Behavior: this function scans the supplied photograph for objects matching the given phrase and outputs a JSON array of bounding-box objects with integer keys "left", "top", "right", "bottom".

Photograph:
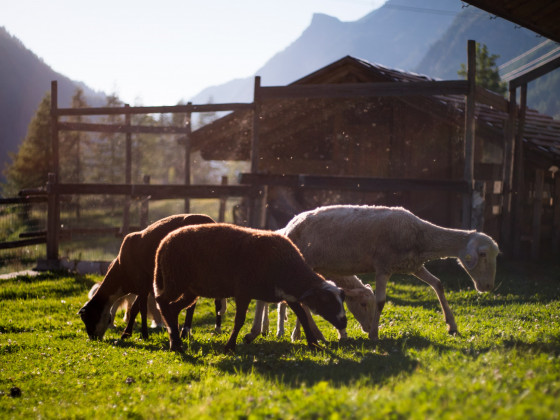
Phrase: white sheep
[
  {"left": 253, "top": 204, "right": 500, "bottom": 341},
  {"left": 153, "top": 223, "right": 347, "bottom": 352}
]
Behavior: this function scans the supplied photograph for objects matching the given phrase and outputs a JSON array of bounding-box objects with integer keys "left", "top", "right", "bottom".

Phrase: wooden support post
[
  {"left": 140, "top": 175, "right": 150, "bottom": 229},
  {"left": 218, "top": 176, "right": 228, "bottom": 222},
  {"left": 531, "top": 168, "right": 545, "bottom": 260},
  {"left": 462, "top": 40, "right": 476, "bottom": 230},
  {"left": 500, "top": 84, "right": 517, "bottom": 254},
  {"left": 47, "top": 81, "right": 60, "bottom": 263},
  {"left": 513, "top": 84, "right": 527, "bottom": 258},
  {"left": 249, "top": 76, "right": 264, "bottom": 227},
  {"left": 184, "top": 103, "right": 192, "bottom": 213},
  {"left": 471, "top": 180, "right": 486, "bottom": 231},
  {"left": 122, "top": 104, "right": 131, "bottom": 235},
  {"left": 553, "top": 173, "right": 560, "bottom": 254}
]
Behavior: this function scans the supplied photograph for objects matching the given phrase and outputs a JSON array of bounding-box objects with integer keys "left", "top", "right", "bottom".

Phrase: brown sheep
[
  {"left": 153, "top": 223, "right": 347, "bottom": 353},
  {"left": 78, "top": 214, "right": 216, "bottom": 340}
]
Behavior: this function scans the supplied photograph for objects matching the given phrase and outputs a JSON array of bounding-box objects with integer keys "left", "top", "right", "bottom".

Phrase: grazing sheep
[
  {"left": 78, "top": 214, "right": 216, "bottom": 340},
  {"left": 254, "top": 204, "right": 500, "bottom": 341},
  {"left": 87, "top": 282, "right": 164, "bottom": 329},
  {"left": 289, "top": 205, "right": 499, "bottom": 339},
  {"left": 153, "top": 223, "right": 347, "bottom": 352}
]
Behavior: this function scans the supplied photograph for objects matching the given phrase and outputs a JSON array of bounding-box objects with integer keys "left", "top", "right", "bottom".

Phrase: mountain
[
  {"left": 415, "top": 7, "right": 560, "bottom": 117},
  {"left": 192, "top": 0, "right": 462, "bottom": 104},
  {"left": 193, "top": 1, "right": 558, "bottom": 119},
  {"left": 0, "top": 27, "right": 106, "bottom": 183}
]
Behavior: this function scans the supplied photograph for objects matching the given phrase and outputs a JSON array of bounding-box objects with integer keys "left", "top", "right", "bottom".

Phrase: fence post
[
  {"left": 462, "top": 40, "right": 476, "bottom": 229},
  {"left": 122, "top": 104, "right": 131, "bottom": 235},
  {"left": 531, "top": 168, "right": 544, "bottom": 260},
  {"left": 140, "top": 175, "right": 150, "bottom": 228},
  {"left": 218, "top": 176, "right": 228, "bottom": 222},
  {"left": 184, "top": 103, "right": 192, "bottom": 213},
  {"left": 46, "top": 173, "right": 60, "bottom": 265},
  {"left": 47, "top": 80, "right": 60, "bottom": 266},
  {"left": 249, "top": 76, "right": 264, "bottom": 227}
]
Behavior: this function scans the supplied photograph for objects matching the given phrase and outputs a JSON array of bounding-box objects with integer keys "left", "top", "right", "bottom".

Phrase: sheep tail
[{"left": 153, "top": 260, "right": 165, "bottom": 300}]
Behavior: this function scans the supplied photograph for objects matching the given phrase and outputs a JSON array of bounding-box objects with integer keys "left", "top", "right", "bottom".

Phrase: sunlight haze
[{"left": 1, "top": 0, "right": 387, "bottom": 105}]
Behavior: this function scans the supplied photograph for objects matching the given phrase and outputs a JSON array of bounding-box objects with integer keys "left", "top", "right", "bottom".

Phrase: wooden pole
[
  {"left": 249, "top": 76, "right": 263, "bottom": 227},
  {"left": 251, "top": 76, "right": 261, "bottom": 174},
  {"left": 140, "top": 175, "right": 150, "bottom": 228},
  {"left": 184, "top": 103, "right": 192, "bottom": 213},
  {"left": 122, "top": 104, "right": 131, "bottom": 235},
  {"left": 513, "top": 84, "right": 528, "bottom": 257},
  {"left": 218, "top": 176, "right": 228, "bottom": 222},
  {"left": 553, "top": 173, "right": 560, "bottom": 254},
  {"left": 462, "top": 40, "right": 476, "bottom": 229},
  {"left": 500, "top": 84, "right": 517, "bottom": 254},
  {"left": 47, "top": 81, "right": 60, "bottom": 263},
  {"left": 531, "top": 168, "right": 544, "bottom": 260}
]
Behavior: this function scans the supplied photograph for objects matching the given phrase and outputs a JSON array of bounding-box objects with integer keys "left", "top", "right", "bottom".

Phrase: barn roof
[
  {"left": 462, "top": 0, "right": 560, "bottom": 43},
  {"left": 191, "top": 56, "right": 560, "bottom": 169}
]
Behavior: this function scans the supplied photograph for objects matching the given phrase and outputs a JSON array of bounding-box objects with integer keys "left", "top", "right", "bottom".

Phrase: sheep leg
[
  {"left": 414, "top": 266, "right": 458, "bottom": 335},
  {"left": 215, "top": 298, "right": 227, "bottom": 333},
  {"left": 158, "top": 294, "right": 197, "bottom": 352},
  {"left": 291, "top": 305, "right": 325, "bottom": 342},
  {"left": 369, "top": 272, "right": 389, "bottom": 340},
  {"left": 286, "top": 302, "right": 320, "bottom": 350},
  {"left": 277, "top": 302, "right": 287, "bottom": 338},
  {"left": 181, "top": 301, "right": 196, "bottom": 338},
  {"left": 121, "top": 297, "right": 140, "bottom": 339},
  {"left": 224, "top": 297, "right": 251, "bottom": 353},
  {"left": 244, "top": 300, "right": 267, "bottom": 344},
  {"left": 137, "top": 293, "right": 149, "bottom": 339}
]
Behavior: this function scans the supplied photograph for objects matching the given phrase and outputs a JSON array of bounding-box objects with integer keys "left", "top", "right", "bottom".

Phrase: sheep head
[
  {"left": 342, "top": 284, "right": 375, "bottom": 334},
  {"left": 78, "top": 299, "right": 113, "bottom": 340},
  {"left": 300, "top": 281, "right": 347, "bottom": 331},
  {"left": 459, "top": 232, "right": 500, "bottom": 293}
]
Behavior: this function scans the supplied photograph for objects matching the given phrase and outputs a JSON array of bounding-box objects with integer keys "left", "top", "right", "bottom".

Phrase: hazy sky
[{"left": 2, "top": 0, "right": 386, "bottom": 106}]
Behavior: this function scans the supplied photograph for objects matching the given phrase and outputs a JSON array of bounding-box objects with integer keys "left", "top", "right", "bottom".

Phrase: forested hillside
[{"left": 0, "top": 27, "right": 105, "bottom": 183}]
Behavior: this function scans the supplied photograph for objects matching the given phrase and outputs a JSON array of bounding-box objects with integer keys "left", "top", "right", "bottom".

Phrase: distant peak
[{"left": 310, "top": 13, "right": 341, "bottom": 25}]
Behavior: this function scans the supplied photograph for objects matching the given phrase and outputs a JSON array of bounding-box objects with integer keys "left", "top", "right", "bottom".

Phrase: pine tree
[
  {"left": 458, "top": 43, "right": 507, "bottom": 95},
  {"left": 2, "top": 93, "right": 52, "bottom": 195}
]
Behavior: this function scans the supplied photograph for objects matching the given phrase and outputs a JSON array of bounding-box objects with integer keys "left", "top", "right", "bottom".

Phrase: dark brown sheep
[
  {"left": 153, "top": 223, "right": 347, "bottom": 353},
  {"left": 78, "top": 214, "right": 216, "bottom": 340}
]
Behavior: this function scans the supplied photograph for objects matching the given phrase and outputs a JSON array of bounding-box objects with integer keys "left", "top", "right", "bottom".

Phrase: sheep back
[{"left": 154, "top": 223, "right": 325, "bottom": 304}]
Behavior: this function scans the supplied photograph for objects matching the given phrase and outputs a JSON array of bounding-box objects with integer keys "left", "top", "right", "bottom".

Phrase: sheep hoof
[
  {"left": 368, "top": 332, "right": 379, "bottom": 341},
  {"left": 243, "top": 333, "right": 255, "bottom": 344},
  {"left": 170, "top": 343, "right": 183, "bottom": 352},
  {"left": 223, "top": 345, "right": 236, "bottom": 354},
  {"left": 121, "top": 331, "right": 132, "bottom": 339},
  {"left": 448, "top": 329, "right": 459, "bottom": 336}
]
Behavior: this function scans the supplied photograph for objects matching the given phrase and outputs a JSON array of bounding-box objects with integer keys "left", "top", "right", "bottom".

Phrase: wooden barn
[{"left": 191, "top": 56, "right": 560, "bottom": 251}]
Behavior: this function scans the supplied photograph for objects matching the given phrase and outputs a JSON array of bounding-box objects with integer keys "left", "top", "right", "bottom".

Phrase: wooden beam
[
  {"left": 54, "top": 102, "right": 254, "bottom": 117},
  {"left": 57, "top": 122, "right": 188, "bottom": 135},
  {"left": 184, "top": 104, "right": 192, "bottom": 213},
  {"left": 510, "top": 54, "right": 560, "bottom": 88},
  {"left": 49, "top": 182, "right": 261, "bottom": 199},
  {"left": 259, "top": 80, "right": 469, "bottom": 100},
  {"left": 240, "top": 173, "right": 469, "bottom": 193}
]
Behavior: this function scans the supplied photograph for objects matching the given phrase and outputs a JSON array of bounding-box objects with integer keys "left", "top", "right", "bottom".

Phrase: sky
[{"left": 2, "top": 0, "right": 387, "bottom": 106}]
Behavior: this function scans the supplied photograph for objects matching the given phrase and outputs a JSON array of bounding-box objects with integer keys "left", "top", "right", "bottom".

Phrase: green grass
[{"left": 1, "top": 261, "right": 559, "bottom": 419}]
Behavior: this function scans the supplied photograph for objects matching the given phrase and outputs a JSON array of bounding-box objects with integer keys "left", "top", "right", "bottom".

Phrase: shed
[{"left": 191, "top": 56, "right": 560, "bottom": 249}]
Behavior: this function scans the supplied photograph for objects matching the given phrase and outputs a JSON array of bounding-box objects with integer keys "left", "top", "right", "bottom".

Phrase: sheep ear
[{"left": 462, "top": 239, "right": 479, "bottom": 270}]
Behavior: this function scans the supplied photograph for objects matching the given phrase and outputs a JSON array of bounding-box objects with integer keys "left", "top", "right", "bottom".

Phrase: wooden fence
[{"left": 28, "top": 40, "right": 506, "bottom": 267}]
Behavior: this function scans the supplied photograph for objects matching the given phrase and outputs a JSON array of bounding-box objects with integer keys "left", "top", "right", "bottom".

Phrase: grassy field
[{"left": 0, "top": 260, "right": 559, "bottom": 419}]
